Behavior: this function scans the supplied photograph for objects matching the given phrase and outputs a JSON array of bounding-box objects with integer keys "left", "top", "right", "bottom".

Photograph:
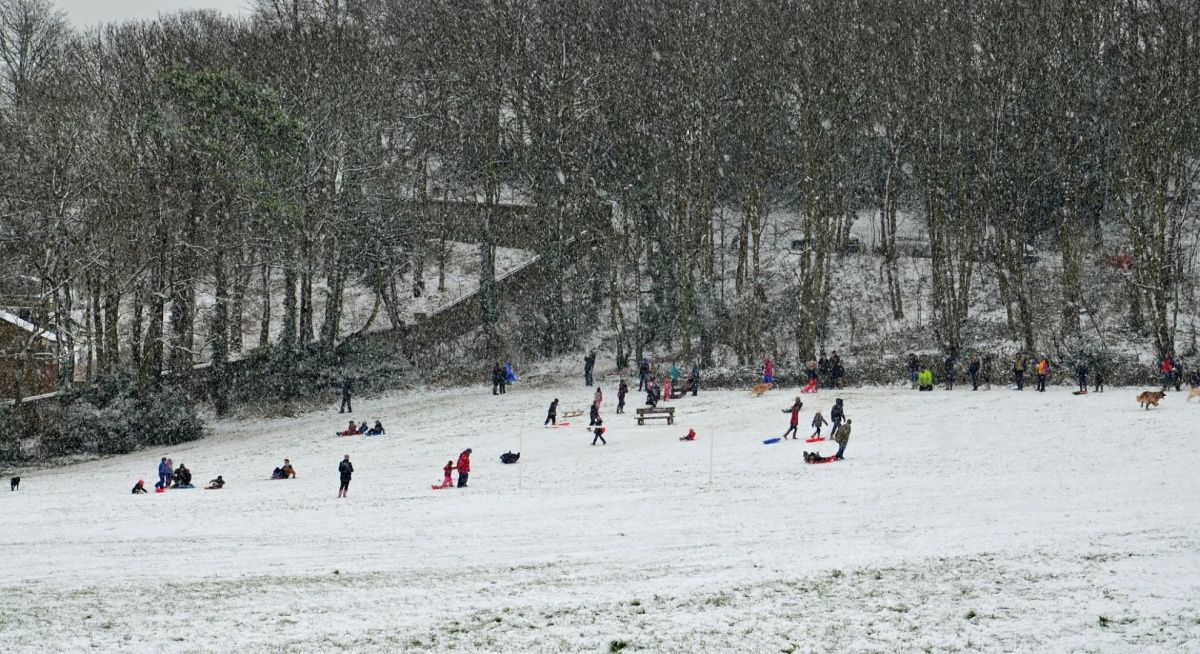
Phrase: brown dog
[
  {"left": 1137, "top": 391, "right": 1166, "bottom": 410},
  {"left": 752, "top": 382, "right": 773, "bottom": 396}
]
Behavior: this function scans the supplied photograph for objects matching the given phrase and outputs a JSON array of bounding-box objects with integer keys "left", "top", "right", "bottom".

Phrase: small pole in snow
[{"left": 708, "top": 430, "right": 714, "bottom": 486}]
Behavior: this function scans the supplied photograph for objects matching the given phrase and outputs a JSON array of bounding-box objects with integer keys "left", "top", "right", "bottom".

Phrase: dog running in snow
[
  {"left": 1137, "top": 390, "right": 1166, "bottom": 410},
  {"left": 752, "top": 382, "right": 773, "bottom": 397}
]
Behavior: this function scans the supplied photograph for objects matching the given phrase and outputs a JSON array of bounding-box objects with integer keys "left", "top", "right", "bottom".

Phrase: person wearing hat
[
  {"left": 781, "top": 397, "right": 803, "bottom": 440},
  {"left": 833, "top": 419, "right": 852, "bottom": 460},
  {"left": 338, "top": 455, "right": 353, "bottom": 497},
  {"left": 456, "top": 449, "right": 472, "bottom": 488}
]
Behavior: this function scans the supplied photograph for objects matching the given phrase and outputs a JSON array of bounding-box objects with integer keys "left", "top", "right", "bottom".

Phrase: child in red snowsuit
[
  {"left": 679, "top": 428, "right": 697, "bottom": 441},
  {"left": 439, "top": 461, "right": 454, "bottom": 488}
]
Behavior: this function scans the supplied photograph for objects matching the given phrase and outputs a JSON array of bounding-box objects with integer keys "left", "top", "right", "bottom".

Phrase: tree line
[{"left": 1, "top": 0, "right": 1198, "bottom": 412}]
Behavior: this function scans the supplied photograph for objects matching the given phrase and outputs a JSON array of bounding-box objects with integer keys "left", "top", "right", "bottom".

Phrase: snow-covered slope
[{"left": 2, "top": 384, "right": 1198, "bottom": 652}]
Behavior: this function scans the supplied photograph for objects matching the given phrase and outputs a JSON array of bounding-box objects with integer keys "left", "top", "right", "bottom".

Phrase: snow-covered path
[{"left": 2, "top": 385, "right": 1198, "bottom": 652}]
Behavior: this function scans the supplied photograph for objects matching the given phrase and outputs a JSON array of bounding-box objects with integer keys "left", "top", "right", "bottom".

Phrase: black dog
[
  {"left": 499, "top": 452, "right": 520, "bottom": 464},
  {"left": 10, "top": 476, "right": 19, "bottom": 491}
]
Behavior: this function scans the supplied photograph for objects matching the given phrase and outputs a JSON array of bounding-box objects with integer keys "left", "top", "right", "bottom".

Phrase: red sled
[
  {"left": 431, "top": 482, "right": 453, "bottom": 490},
  {"left": 549, "top": 422, "right": 571, "bottom": 428},
  {"left": 800, "top": 381, "right": 818, "bottom": 394},
  {"left": 805, "top": 437, "right": 825, "bottom": 443},
  {"left": 807, "top": 456, "right": 838, "bottom": 464}
]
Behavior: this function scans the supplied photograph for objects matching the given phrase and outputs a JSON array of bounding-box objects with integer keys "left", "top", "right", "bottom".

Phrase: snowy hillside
[{"left": 3, "top": 383, "right": 1198, "bottom": 652}]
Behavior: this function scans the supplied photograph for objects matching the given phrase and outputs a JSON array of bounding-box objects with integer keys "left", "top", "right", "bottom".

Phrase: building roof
[{"left": 0, "top": 310, "right": 58, "bottom": 343}]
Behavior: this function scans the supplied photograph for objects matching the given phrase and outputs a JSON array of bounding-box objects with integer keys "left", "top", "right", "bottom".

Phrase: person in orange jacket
[{"left": 1036, "top": 357, "right": 1050, "bottom": 392}]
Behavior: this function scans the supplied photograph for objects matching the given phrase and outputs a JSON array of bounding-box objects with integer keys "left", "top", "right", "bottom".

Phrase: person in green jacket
[
  {"left": 917, "top": 368, "right": 934, "bottom": 391},
  {"left": 833, "top": 420, "right": 852, "bottom": 460}
]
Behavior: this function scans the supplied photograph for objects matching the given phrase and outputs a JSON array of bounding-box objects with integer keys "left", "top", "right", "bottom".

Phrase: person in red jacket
[
  {"left": 781, "top": 397, "right": 802, "bottom": 439},
  {"left": 679, "top": 428, "right": 697, "bottom": 441},
  {"left": 763, "top": 357, "right": 774, "bottom": 384},
  {"left": 438, "top": 460, "right": 454, "bottom": 489},
  {"left": 1161, "top": 356, "right": 1174, "bottom": 391},
  {"left": 456, "top": 449, "right": 472, "bottom": 488}
]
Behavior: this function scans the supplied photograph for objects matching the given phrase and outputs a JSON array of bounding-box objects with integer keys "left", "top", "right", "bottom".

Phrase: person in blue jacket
[{"left": 155, "top": 457, "right": 170, "bottom": 491}]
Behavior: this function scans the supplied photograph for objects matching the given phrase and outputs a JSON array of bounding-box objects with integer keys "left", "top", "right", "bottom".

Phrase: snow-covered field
[{"left": 3, "top": 383, "right": 1199, "bottom": 652}]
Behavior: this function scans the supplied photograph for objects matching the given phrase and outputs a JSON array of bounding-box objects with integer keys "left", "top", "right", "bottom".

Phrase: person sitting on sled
[
  {"left": 338, "top": 421, "right": 358, "bottom": 436},
  {"left": 273, "top": 459, "right": 296, "bottom": 479},
  {"left": 680, "top": 428, "right": 697, "bottom": 441},
  {"left": 131, "top": 479, "right": 148, "bottom": 494},
  {"left": 172, "top": 463, "right": 193, "bottom": 488},
  {"left": 206, "top": 476, "right": 225, "bottom": 490},
  {"left": 801, "top": 362, "right": 819, "bottom": 393},
  {"left": 366, "top": 420, "right": 385, "bottom": 436},
  {"left": 917, "top": 368, "right": 934, "bottom": 391}
]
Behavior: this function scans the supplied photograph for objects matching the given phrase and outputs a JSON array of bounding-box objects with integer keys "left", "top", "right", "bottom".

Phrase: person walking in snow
[
  {"left": 690, "top": 365, "right": 700, "bottom": 396},
  {"left": 782, "top": 397, "right": 803, "bottom": 440},
  {"left": 456, "top": 449, "right": 472, "bottom": 488},
  {"left": 617, "top": 379, "right": 628, "bottom": 414},
  {"left": 438, "top": 460, "right": 454, "bottom": 489},
  {"left": 591, "top": 421, "right": 607, "bottom": 446},
  {"left": 338, "top": 455, "right": 353, "bottom": 498},
  {"left": 982, "top": 354, "right": 994, "bottom": 390},
  {"left": 810, "top": 411, "right": 829, "bottom": 439},
  {"left": 906, "top": 353, "right": 919, "bottom": 388},
  {"left": 833, "top": 419, "right": 852, "bottom": 460},
  {"left": 545, "top": 398, "right": 559, "bottom": 426},
  {"left": 829, "top": 398, "right": 845, "bottom": 437},
  {"left": 584, "top": 351, "right": 596, "bottom": 386},
  {"left": 1075, "top": 362, "right": 1088, "bottom": 394},
  {"left": 968, "top": 354, "right": 981, "bottom": 390},
  {"left": 492, "top": 363, "right": 506, "bottom": 395},
  {"left": 1013, "top": 353, "right": 1026, "bottom": 390},
  {"left": 339, "top": 378, "right": 353, "bottom": 413},
  {"left": 637, "top": 358, "right": 650, "bottom": 391},
  {"left": 943, "top": 352, "right": 956, "bottom": 390}
]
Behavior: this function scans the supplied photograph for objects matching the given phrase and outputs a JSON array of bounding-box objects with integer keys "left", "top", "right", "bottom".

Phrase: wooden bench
[{"left": 636, "top": 406, "right": 675, "bottom": 426}]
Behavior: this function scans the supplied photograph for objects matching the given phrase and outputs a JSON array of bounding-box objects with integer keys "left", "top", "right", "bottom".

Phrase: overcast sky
[{"left": 56, "top": 0, "right": 251, "bottom": 27}]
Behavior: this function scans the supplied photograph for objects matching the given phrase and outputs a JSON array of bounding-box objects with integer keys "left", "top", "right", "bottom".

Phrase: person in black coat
[
  {"left": 1075, "top": 362, "right": 1089, "bottom": 393},
  {"left": 337, "top": 455, "right": 353, "bottom": 498},
  {"left": 492, "top": 363, "right": 506, "bottom": 395},
  {"left": 637, "top": 358, "right": 650, "bottom": 391},
  {"left": 830, "top": 398, "right": 845, "bottom": 436},
  {"left": 968, "top": 355, "right": 981, "bottom": 390},
  {"left": 588, "top": 402, "right": 601, "bottom": 426},
  {"left": 943, "top": 353, "right": 955, "bottom": 390},
  {"left": 584, "top": 351, "right": 596, "bottom": 386},
  {"left": 906, "top": 353, "right": 919, "bottom": 387},
  {"left": 545, "top": 399, "right": 559, "bottom": 425},
  {"left": 617, "top": 380, "right": 628, "bottom": 413},
  {"left": 339, "top": 378, "right": 352, "bottom": 413}
]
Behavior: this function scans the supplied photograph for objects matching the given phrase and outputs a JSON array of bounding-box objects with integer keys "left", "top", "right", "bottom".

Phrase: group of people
[
  {"left": 909, "top": 350, "right": 1195, "bottom": 394},
  {"left": 138, "top": 457, "right": 223, "bottom": 494},
  {"left": 779, "top": 396, "right": 852, "bottom": 461},
  {"left": 637, "top": 358, "right": 701, "bottom": 403},
  {"left": 337, "top": 420, "right": 386, "bottom": 436},
  {"left": 435, "top": 449, "right": 472, "bottom": 488},
  {"left": 761, "top": 354, "right": 845, "bottom": 393}
]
